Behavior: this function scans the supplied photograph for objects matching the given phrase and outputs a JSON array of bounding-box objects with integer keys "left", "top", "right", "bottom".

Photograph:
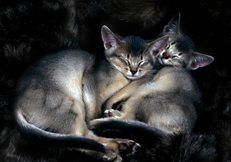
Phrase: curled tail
[
  {"left": 90, "top": 119, "right": 169, "bottom": 148},
  {"left": 14, "top": 108, "right": 105, "bottom": 152}
]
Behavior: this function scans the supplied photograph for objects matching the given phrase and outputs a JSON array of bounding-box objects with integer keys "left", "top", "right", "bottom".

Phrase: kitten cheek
[
  {"left": 140, "top": 63, "right": 152, "bottom": 70},
  {"left": 158, "top": 58, "right": 164, "bottom": 65}
]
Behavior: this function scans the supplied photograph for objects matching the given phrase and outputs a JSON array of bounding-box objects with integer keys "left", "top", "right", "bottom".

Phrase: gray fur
[
  {"left": 91, "top": 66, "right": 202, "bottom": 134},
  {"left": 158, "top": 12, "right": 214, "bottom": 70},
  {"left": 13, "top": 25, "right": 169, "bottom": 161},
  {"left": 90, "top": 13, "right": 214, "bottom": 135}
]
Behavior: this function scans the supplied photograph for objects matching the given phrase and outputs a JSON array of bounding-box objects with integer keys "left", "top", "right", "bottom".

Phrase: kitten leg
[
  {"left": 104, "top": 96, "right": 140, "bottom": 120},
  {"left": 62, "top": 99, "right": 120, "bottom": 161},
  {"left": 105, "top": 79, "right": 147, "bottom": 110},
  {"left": 69, "top": 105, "right": 140, "bottom": 160},
  {"left": 104, "top": 89, "right": 130, "bottom": 111},
  {"left": 85, "top": 130, "right": 141, "bottom": 159}
]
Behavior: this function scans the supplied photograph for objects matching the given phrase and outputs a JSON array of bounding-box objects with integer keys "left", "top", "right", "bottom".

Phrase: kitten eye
[
  {"left": 138, "top": 60, "right": 145, "bottom": 66},
  {"left": 124, "top": 60, "right": 130, "bottom": 65},
  {"left": 119, "top": 56, "right": 129, "bottom": 65},
  {"left": 166, "top": 44, "right": 170, "bottom": 49},
  {"left": 171, "top": 42, "right": 176, "bottom": 45},
  {"left": 172, "top": 55, "right": 178, "bottom": 58},
  {"left": 172, "top": 53, "right": 182, "bottom": 59},
  {"left": 123, "top": 58, "right": 130, "bottom": 65}
]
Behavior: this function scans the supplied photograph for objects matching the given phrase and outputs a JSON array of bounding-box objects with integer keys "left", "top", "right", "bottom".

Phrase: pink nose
[
  {"left": 162, "top": 52, "right": 169, "bottom": 59},
  {"left": 130, "top": 69, "right": 137, "bottom": 75}
]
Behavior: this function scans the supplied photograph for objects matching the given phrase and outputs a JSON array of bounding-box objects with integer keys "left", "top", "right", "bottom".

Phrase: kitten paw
[
  {"left": 102, "top": 140, "right": 141, "bottom": 161},
  {"left": 102, "top": 153, "right": 122, "bottom": 162},
  {"left": 118, "top": 140, "right": 141, "bottom": 157},
  {"left": 104, "top": 109, "right": 122, "bottom": 118}
]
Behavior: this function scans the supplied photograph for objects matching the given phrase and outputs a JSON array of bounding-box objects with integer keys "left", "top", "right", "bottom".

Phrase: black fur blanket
[{"left": 0, "top": 1, "right": 231, "bottom": 161}]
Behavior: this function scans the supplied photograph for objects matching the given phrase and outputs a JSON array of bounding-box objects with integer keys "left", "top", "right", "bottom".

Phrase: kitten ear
[
  {"left": 101, "top": 25, "right": 121, "bottom": 50},
  {"left": 148, "top": 36, "right": 169, "bottom": 56},
  {"left": 163, "top": 12, "right": 181, "bottom": 34},
  {"left": 189, "top": 52, "right": 214, "bottom": 70}
]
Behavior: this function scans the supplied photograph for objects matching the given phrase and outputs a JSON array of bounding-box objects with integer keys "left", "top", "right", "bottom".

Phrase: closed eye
[
  {"left": 125, "top": 60, "right": 130, "bottom": 65},
  {"left": 172, "top": 53, "right": 182, "bottom": 58},
  {"left": 172, "top": 55, "right": 178, "bottom": 59},
  {"left": 166, "top": 44, "right": 170, "bottom": 49},
  {"left": 139, "top": 60, "right": 149, "bottom": 66},
  {"left": 119, "top": 56, "right": 130, "bottom": 65}
]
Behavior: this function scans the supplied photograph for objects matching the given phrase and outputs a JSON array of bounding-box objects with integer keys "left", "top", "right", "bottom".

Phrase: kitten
[
  {"left": 13, "top": 25, "right": 169, "bottom": 161},
  {"left": 96, "top": 66, "right": 207, "bottom": 134},
  {"left": 157, "top": 12, "right": 214, "bottom": 70},
  {"left": 102, "top": 13, "right": 215, "bottom": 114},
  {"left": 89, "top": 13, "right": 214, "bottom": 135}
]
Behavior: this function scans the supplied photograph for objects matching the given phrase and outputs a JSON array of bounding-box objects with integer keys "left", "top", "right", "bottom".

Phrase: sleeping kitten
[
  {"left": 102, "top": 12, "right": 214, "bottom": 114},
  {"left": 94, "top": 66, "right": 209, "bottom": 134},
  {"left": 13, "top": 25, "right": 168, "bottom": 161},
  {"left": 89, "top": 13, "right": 214, "bottom": 135},
  {"left": 157, "top": 12, "right": 214, "bottom": 70}
]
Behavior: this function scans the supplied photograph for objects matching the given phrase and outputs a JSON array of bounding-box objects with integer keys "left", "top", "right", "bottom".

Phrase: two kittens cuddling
[{"left": 13, "top": 13, "right": 214, "bottom": 162}]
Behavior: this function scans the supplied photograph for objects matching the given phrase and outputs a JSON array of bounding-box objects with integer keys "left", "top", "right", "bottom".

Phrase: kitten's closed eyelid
[
  {"left": 172, "top": 53, "right": 182, "bottom": 58},
  {"left": 166, "top": 44, "right": 170, "bottom": 49},
  {"left": 126, "top": 59, "right": 131, "bottom": 65},
  {"left": 120, "top": 57, "right": 130, "bottom": 65},
  {"left": 139, "top": 60, "right": 148, "bottom": 66},
  {"left": 138, "top": 61, "right": 143, "bottom": 66},
  {"left": 171, "top": 42, "right": 176, "bottom": 45}
]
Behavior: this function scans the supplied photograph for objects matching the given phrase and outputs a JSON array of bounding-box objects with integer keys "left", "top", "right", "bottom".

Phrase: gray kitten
[
  {"left": 13, "top": 25, "right": 168, "bottom": 161},
  {"left": 157, "top": 12, "right": 214, "bottom": 70},
  {"left": 90, "top": 13, "right": 214, "bottom": 135}
]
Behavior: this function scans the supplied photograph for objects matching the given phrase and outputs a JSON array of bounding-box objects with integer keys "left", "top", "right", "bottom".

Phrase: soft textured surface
[{"left": 0, "top": 1, "right": 231, "bottom": 161}]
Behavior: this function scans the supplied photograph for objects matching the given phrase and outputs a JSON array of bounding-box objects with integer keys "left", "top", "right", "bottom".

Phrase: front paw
[
  {"left": 118, "top": 140, "right": 141, "bottom": 157},
  {"left": 102, "top": 151, "right": 122, "bottom": 162},
  {"left": 104, "top": 109, "right": 122, "bottom": 118},
  {"left": 103, "top": 140, "right": 141, "bottom": 161}
]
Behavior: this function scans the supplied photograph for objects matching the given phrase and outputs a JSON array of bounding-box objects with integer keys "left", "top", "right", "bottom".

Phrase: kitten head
[
  {"left": 101, "top": 25, "right": 168, "bottom": 80},
  {"left": 157, "top": 13, "right": 214, "bottom": 70}
]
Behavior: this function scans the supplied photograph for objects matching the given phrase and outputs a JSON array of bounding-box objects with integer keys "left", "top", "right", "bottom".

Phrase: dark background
[{"left": 0, "top": 1, "right": 231, "bottom": 161}]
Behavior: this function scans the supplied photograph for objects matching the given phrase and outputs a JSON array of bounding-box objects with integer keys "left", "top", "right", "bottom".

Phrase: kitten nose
[
  {"left": 162, "top": 52, "right": 169, "bottom": 59},
  {"left": 130, "top": 69, "right": 137, "bottom": 75}
]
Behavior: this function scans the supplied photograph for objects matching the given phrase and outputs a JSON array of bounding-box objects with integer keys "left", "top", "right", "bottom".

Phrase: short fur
[
  {"left": 91, "top": 66, "right": 203, "bottom": 134},
  {"left": 1, "top": 1, "right": 230, "bottom": 162},
  {"left": 89, "top": 13, "right": 214, "bottom": 136},
  {"left": 157, "top": 13, "right": 214, "bottom": 70},
  {"left": 12, "top": 25, "right": 169, "bottom": 161}
]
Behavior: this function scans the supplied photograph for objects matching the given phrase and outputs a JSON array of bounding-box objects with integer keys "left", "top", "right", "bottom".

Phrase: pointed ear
[
  {"left": 101, "top": 25, "right": 121, "bottom": 50},
  {"left": 163, "top": 12, "right": 181, "bottom": 34},
  {"left": 189, "top": 52, "right": 214, "bottom": 70},
  {"left": 148, "top": 36, "right": 169, "bottom": 56}
]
